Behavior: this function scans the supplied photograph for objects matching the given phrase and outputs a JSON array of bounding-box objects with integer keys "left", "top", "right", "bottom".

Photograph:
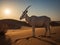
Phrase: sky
[{"left": 0, "top": 0, "right": 60, "bottom": 21}]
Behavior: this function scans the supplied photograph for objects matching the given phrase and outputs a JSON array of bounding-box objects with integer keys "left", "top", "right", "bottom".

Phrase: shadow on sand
[{"left": 14, "top": 36, "right": 57, "bottom": 45}]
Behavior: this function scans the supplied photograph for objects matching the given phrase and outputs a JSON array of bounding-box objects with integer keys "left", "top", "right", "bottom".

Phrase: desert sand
[{"left": 2, "top": 26, "right": 59, "bottom": 45}]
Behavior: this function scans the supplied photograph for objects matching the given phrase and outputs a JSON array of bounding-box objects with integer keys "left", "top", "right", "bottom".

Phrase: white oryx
[{"left": 20, "top": 6, "right": 51, "bottom": 37}]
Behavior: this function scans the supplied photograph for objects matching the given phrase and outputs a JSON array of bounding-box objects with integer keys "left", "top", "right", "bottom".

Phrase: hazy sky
[{"left": 0, "top": 0, "right": 60, "bottom": 21}]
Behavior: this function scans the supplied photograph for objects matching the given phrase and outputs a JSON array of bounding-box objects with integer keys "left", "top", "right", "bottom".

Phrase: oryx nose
[
  {"left": 20, "top": 17, "right": 23, "bottom": 20},
  {"left": 20, "top": 18, "right": 22, "bottom": 20}
]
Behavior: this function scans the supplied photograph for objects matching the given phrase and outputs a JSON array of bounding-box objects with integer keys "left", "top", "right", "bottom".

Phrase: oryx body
[{"left": 20, "top": 6, "right": 51, "bottom": 37}]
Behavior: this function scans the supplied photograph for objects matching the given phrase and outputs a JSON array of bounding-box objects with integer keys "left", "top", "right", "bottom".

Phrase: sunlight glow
[{"left": 4, "top": 9, "right": 11, "bottom": 15}]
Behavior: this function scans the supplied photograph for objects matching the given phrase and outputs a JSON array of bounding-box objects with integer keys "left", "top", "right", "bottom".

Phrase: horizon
[{"left": 0, "top": 0, "right": 60, "bottom": 21}]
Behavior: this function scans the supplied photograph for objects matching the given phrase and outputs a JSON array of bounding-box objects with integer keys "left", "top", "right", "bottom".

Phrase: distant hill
[
  {"left": 50, "top": 21, "right": 60, "bottom": 26},
  {"left": 0, "top": 19, "right": 30, "bottom": 29},
  {"left": 0, "top": 19, "right": 60, "bottom": 29}
]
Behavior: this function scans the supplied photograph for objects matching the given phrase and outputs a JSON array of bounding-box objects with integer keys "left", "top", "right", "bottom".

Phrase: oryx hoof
[
  {"left": 51, "top": 33, "right": 56, "bottom": 35},
  {"left": 26, "top": 37, "right": 30, "bottom": 40},
  {"left": 46, "top": 36, "right": 51, "bottom": 38}
]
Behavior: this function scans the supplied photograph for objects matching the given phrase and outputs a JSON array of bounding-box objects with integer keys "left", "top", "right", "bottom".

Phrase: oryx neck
[{"left": 25, "top": 14, "right": 30, "bottom": 22}]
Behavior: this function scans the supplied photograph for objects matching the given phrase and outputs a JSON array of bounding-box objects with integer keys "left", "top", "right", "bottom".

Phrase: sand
[{"left": 0, "top": 26, "right": 60, "bottom": 45}]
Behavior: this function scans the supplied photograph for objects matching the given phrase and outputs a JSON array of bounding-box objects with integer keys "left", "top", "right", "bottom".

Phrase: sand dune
[{"left": 4, "top": 26, "right": 60, "bottom": 45}]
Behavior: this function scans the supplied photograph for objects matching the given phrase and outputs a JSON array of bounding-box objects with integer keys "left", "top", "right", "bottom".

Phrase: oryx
[{"left": 20, "top": 5, "right": 51, "bottom": 37}]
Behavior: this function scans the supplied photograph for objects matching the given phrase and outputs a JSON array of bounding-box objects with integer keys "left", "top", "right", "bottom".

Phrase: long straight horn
[{"left": 25, "top": 5, "right": 31, "bottom": 11}]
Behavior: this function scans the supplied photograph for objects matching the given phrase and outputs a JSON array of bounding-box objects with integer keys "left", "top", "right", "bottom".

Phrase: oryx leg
[
  {"left": 45, "top": 23, "right": 51, "bottom": 37},
  {"left": 48, "top": 24, "right": 51, "bottom": 36},
  {"left": 44, "top": 26, "right": 48, "bottom": 37},
  {"left": 44, "top": 22, "right": 49, "bottom": 37},
  {"left": 39, "top": 26, "right": 47, "bottom": 37},
  {"left": 32, "top": 26, "right": 35, "bottom": 37}
]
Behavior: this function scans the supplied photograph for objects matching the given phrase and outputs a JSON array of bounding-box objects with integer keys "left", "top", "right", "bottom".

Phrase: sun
[{"left": 4, "top": 9, "right": 11, "bottom": 15}]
